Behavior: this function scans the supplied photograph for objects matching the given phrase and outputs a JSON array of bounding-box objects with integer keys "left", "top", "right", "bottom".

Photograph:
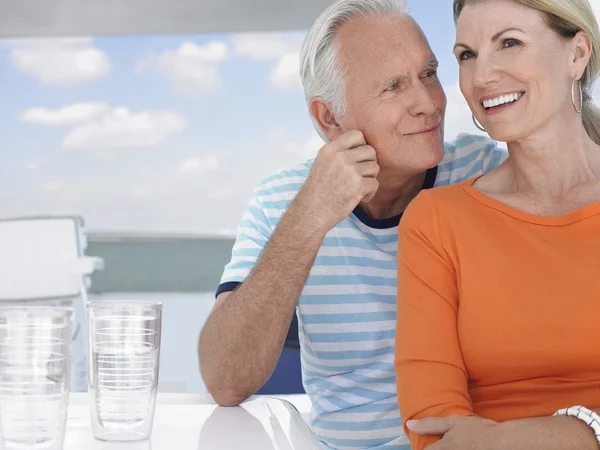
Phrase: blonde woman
[{"left": 395, "top": 0, "right": 600, "bottom": 449}]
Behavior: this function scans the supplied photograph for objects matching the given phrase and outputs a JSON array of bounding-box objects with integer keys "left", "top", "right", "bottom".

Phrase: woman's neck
[{"left": 504, "top": 117, "right": 600, "bottom": 199}]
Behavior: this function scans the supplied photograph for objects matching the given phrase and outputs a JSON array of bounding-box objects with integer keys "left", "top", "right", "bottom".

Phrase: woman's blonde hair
[{"left": 453, "top": 0, "right": 600, "bottom": 144}]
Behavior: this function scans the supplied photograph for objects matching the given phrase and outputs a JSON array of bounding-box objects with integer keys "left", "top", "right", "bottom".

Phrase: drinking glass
[
  {"left": 0, "top": 306, "right": 73, "bottom": 450},
  {"left": 87, "top": 301, "right": 162, "bottom": 441}
]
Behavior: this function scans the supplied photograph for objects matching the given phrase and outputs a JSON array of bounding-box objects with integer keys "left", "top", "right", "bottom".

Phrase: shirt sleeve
[
  {"left": 453, "top": 133, "right": 508, "bottom": 172},
  {"left": 216, "top": 188, "right": 274, "bottom": 297},
  {"left": 395, "top": 190, "right": 475, "bottom": 450}
]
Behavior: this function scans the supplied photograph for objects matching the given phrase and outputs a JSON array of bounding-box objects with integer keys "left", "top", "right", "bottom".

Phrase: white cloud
[
  {"left": 3, "top": 126, "right": 320, "bottom": 234},
  {"left": 20, "top": 102, "right": 109, "bottom": 126},
  {"left": 20, "top": 103, "right": 186, "bottom": 151},
  {"left": 209, "top": 187, "right": 236, "bottom": 201},
  {"left": 43, "top": 181, "right": 61, "bottom": 192},
  {"left": 267, "top": 126, "right": 323, "bottom": 158},
  {"left": 25, "top": 162, "right": 39, "bottom": 171},
  {"left": 230, "top": 32, "right": 304, "bottom": 91},
  {"left": 231, "top": 32, "right": 304, "bottom": 60},
  {"left": 178, "top": 156, "right": 219, "bottom": 174},
  {"left": 136, "top": 41, "right": 228, "bottom": 94},
  {"left": 63, "top": 108, "right": 186, "bottom": 151},
  {"left": 129, "top": 185, "right": 152, "bottom": 198},
  {"left": 9, "top": 38, "right": 111, "bottom": 86},
  {"left": 270, "top": 52, "right": 302, "bottom": 91}
]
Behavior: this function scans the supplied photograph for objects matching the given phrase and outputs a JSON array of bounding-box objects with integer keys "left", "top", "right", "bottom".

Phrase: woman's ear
[{"left": 571, "top": 30, "right": 593, "bottom": 80}]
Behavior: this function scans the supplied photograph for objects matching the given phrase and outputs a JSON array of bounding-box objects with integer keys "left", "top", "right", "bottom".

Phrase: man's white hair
[{"left": 299, "top": 0, "right": 411, "bottom": 141}]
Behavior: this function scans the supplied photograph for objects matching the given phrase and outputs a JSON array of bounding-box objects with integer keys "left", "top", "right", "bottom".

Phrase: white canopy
[{"left": 0, "top": 0, "right": 332, "bottom": 38}]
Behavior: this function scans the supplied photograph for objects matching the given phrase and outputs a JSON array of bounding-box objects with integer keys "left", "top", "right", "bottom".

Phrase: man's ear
[
  {"left": 570, "top": 30, "right": 593, "bottom": 80},
  {"left": 310, "top": 97, "right": 343, "bottom": 140}
]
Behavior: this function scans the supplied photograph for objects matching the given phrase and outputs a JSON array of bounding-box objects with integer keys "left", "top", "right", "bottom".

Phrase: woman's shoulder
[
  {"left": 404, "top": 178, "right": 476, "bottom": 222},
  {"left": 399, "top": 177, "right": 483, "bottom": 243}
]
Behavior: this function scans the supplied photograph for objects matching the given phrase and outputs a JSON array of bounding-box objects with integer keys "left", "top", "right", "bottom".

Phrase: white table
[{"left": 64, "top": 393, "right": 322, "bottom": 450}]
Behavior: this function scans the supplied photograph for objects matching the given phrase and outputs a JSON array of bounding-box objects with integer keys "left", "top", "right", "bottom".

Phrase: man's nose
[{"left": 407, "top": 82, "right": 438, "bottom": 117}]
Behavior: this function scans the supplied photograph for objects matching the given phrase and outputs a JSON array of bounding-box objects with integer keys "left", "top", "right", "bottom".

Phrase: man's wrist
[
  {"left": 280, "top": 197, "right": 331, "bottom": 244},
  {"left": 287, "top": 190, "right": 335, "bottom": 239}
]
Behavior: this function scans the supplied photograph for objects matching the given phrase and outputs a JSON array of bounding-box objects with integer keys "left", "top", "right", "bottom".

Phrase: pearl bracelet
[{"left": 553, "top": 405, "right": 600, "bottom": 442}]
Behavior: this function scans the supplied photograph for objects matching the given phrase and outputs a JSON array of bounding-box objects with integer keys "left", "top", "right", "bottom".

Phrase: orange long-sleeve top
[{"left": 395, "top": 176, "right": 600, "bottom": 450}]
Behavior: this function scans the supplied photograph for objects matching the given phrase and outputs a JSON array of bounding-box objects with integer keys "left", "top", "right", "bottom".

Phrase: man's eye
[
  {"left": 423, "top": 70, "right": 437, "bottom": 78},
  {"left": 385, "top": 83, "right": 398, "bottom": 91}
]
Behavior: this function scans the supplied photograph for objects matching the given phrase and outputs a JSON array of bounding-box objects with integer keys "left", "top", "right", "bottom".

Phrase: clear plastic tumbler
[
  {"left": 87, "top": 301, "right": 162, "bottom": 441},
  {"left": 0, "top": 306, "right": 73, "bottom": 450}
]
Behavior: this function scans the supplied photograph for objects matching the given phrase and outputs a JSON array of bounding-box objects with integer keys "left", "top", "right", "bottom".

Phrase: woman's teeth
[{"left": 483, "top": 92, "right": 524, "bottom": 109}]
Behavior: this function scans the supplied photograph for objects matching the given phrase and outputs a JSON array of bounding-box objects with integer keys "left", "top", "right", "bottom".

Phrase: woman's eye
[
  {"left": 503, "top": 38, "right": 521, "bottom": 48},
  {"left": 459, "top": 50, "right": 475, "bottom": 61}
]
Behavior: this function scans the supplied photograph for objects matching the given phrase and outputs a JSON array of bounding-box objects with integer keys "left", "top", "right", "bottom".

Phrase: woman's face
[{"left": 454, "top": 0, "right": 579, "bottom": 143}]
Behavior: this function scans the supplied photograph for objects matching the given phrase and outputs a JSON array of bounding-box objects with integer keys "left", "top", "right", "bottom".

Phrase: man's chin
[
  {"left": 386, "top": 134, "right": 445, "bottom": 174},
  {"left": 388, "top": 151, "right": 443, "bottom": 178},
  {"left": 431, "top": 145, "right": 445, "bottom": 166},
  {"left": 419, "top": 141, "right": 445, "bottom": 169}
]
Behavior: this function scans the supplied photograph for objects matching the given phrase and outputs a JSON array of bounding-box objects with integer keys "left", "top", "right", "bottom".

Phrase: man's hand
[
  {"left": 407, "top": 415, "right": 498, "bottom": 450},
  {"left": 295, "top": 130, "right": 379, "bottom": 233}
]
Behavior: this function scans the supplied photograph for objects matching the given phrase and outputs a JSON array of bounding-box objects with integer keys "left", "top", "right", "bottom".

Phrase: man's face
[{"left": 334, "top": 16, "right": 447, "bottom": 178}]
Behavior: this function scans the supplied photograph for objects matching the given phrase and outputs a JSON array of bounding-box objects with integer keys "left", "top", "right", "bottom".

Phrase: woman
[{"left": 395, "top": 0, "right": 600, "bottom": 449}]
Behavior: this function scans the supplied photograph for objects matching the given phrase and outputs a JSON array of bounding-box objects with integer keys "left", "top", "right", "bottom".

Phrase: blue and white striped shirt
[{"left": 217, "top": 134, "right": 507, "bottom": 449}]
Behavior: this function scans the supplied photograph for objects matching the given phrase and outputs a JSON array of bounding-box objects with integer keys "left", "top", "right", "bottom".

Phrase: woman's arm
[
  {"left": 407, "top": 413, "right": 599, "bottom": 450},
  {"left": 395, "top": 190, "right": 476, "bottom": 450},
  {"left": 396, "top": 191, "right": 600, "bottom": 450}
]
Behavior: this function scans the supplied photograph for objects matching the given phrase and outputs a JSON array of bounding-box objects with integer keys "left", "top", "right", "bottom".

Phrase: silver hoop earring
[
  {"left": 472, "top": 114, "right": 486, "bottom": 132},
  {"left": 572, "top": 78, "right": 583, "bottom": 113}
]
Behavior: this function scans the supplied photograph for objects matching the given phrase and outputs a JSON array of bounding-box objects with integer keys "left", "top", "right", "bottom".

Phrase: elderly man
[{"left": 198, "top": 0, "right": 506, "bottom": 448}]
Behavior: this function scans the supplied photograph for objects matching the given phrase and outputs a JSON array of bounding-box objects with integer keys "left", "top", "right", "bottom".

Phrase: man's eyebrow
[
  {"left": 454, "top": 27, "right": 526, "bottom": 51},
  {"left": 377, "top": 59, "right": 438, "bottom": 91},
  {"left": 423, "top": 58, "right": 439, "bottom": 70},
  {"left": 379, "top": 74, "right": 408, "bottom": 90}
]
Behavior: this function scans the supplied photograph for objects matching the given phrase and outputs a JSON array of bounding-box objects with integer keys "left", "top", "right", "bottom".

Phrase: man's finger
[
  {"left": 349, "top": 145, "right": 377, "bottom": 163},
  {"left": 406, "top": 417, "right": 454, "bottom": 435},
  {"left": 336, "top": 129, "right": 367, "bottom": 149},
  {"left": 361, "top": 178, "right": 379, "bottom": 203},
  {"left": 358, "top": 160, "right": 380, "bottom": 178}
]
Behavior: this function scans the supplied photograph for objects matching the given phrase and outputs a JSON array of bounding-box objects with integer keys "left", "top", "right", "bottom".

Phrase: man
[{"left": 198, "top": 0, "right": 507, "bottom": 448}]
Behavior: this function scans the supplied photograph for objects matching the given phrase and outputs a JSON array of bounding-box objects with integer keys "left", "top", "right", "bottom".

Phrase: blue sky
[{"left": 1, "top": 0, "right": 598, "bottom": 234}]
